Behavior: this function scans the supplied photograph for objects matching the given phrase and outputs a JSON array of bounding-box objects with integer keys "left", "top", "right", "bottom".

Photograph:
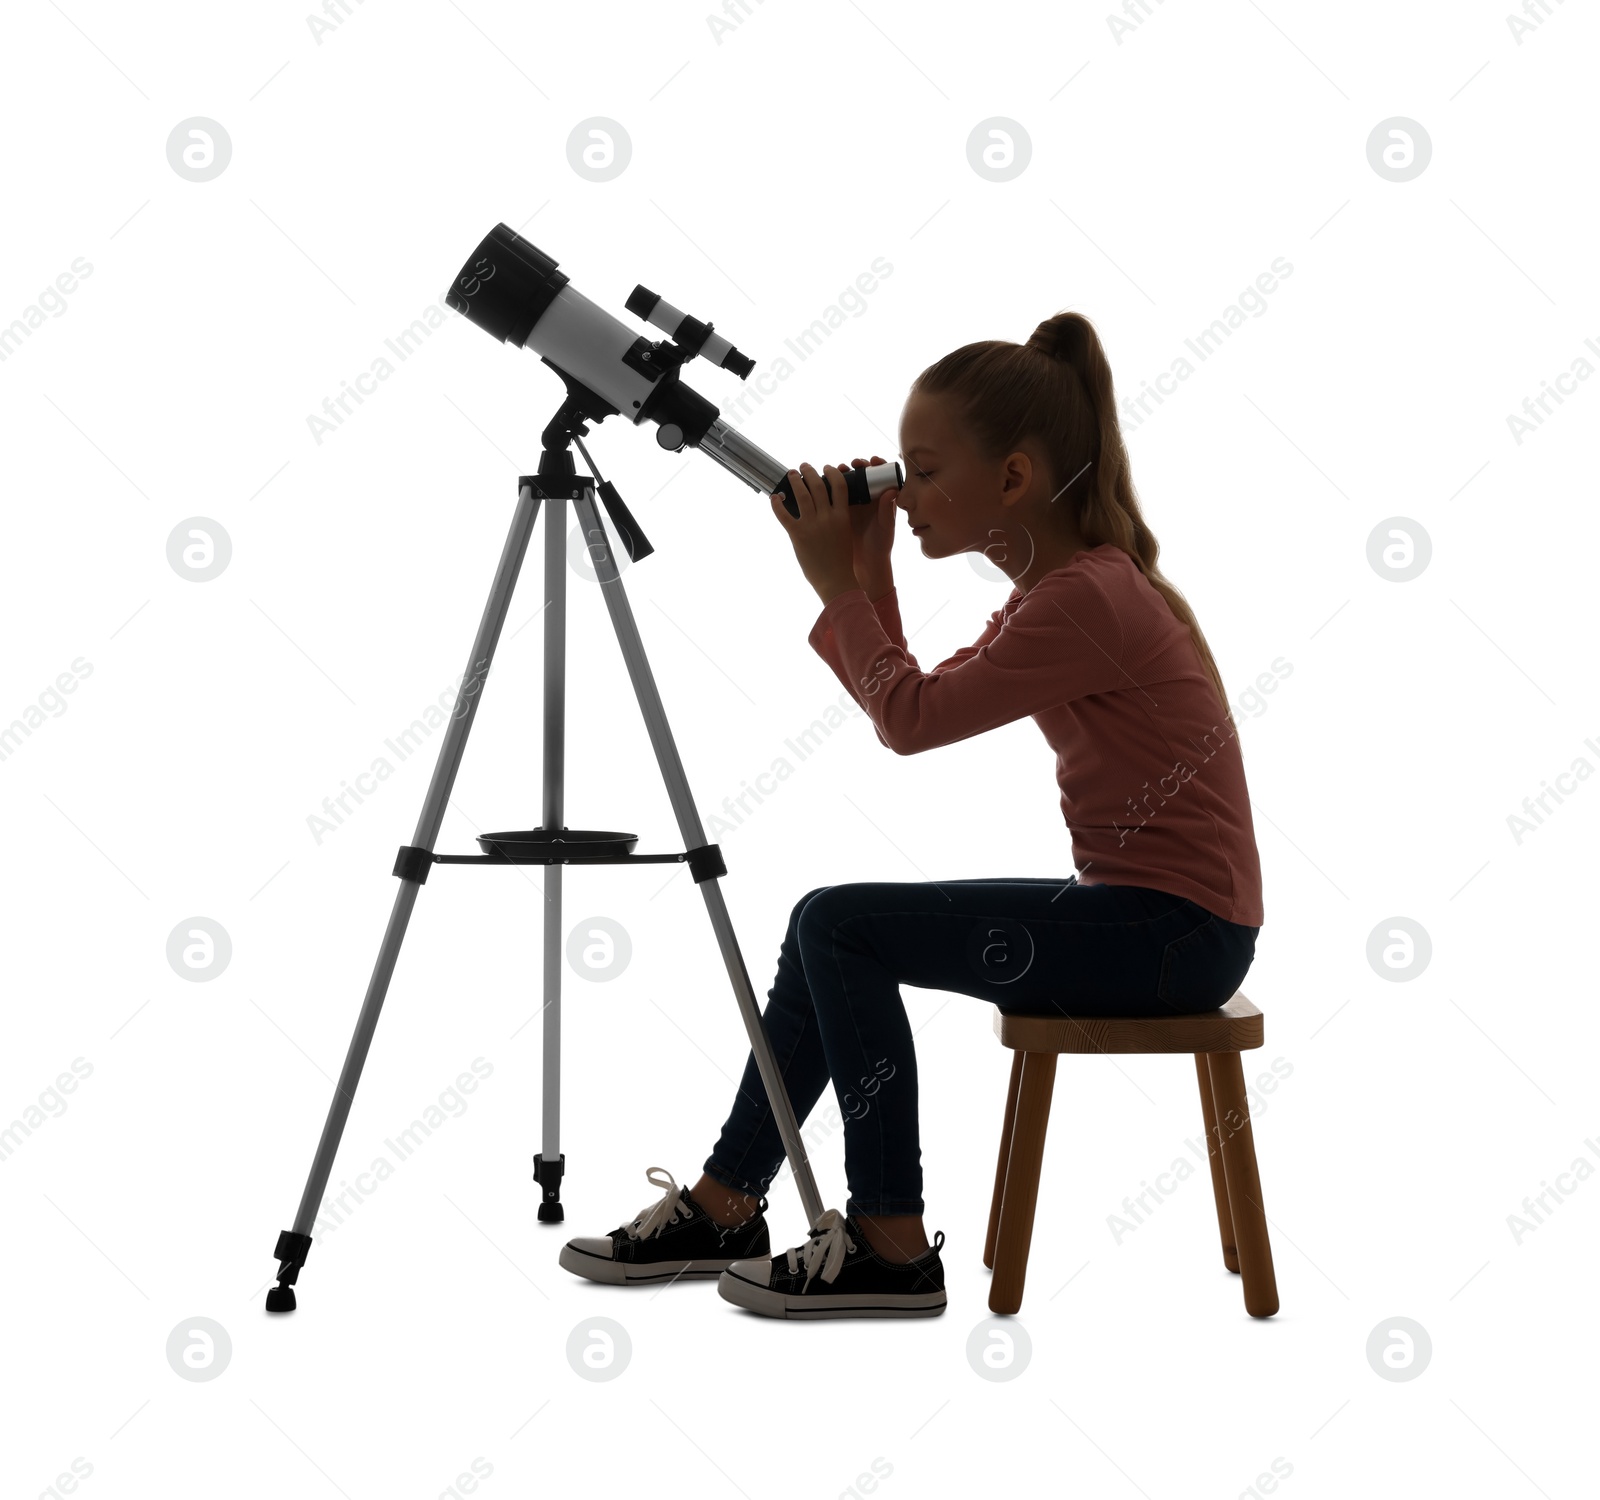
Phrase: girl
[{"left": 560, "top": 311, "right": 1263, "bottom": 1320}]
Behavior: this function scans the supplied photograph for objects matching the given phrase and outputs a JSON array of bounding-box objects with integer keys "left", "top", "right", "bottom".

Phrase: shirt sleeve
[
  {"left": 810, "top": 587, "right": 909, "bottom": 703},
  {"left": 807, "top": 570, "right": 1131, "bottom": 755}
]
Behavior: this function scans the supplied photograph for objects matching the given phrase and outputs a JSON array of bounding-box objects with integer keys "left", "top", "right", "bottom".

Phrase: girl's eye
[{"left": 913, "top": 469, "right": 932, "bottom": 480}]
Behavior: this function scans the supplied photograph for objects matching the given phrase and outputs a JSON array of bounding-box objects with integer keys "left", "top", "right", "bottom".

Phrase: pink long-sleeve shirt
[{"left": 808, "top": 542, "right": 1264, "bottom": 927}]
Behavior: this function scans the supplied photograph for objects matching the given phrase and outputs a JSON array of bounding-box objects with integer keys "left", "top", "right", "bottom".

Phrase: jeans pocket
[{"left": 1156, "top": 914, "right": 1226, "bottom": 1011}]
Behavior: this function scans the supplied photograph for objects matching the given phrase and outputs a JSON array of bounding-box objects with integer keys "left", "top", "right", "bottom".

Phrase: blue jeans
[{"left": 703, "top": 878, "right": 1260, "bottom": 1217}]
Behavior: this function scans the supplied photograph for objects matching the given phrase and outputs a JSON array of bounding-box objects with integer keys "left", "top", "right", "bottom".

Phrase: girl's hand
[
  {"left": 770, "top": 463, "right": 859, "bottom": 605},
  {"left": 840, "top": 454, "right": 897, "bottom": 597}
]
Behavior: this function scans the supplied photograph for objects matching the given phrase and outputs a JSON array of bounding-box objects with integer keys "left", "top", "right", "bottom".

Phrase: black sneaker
[
  {"left": 718, "top": 1208, "right": 947, "bottom": 1319},
  {"left": 559, "top": 1167, "right": 770, "bottom": 1286}
]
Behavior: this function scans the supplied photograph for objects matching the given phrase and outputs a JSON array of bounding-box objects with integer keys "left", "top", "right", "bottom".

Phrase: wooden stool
[{"left": 983, "top": 992, "right": 1279, "bottom": 1318}]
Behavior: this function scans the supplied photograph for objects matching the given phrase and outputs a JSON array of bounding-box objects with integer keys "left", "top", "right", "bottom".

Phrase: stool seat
[
  {"left": 994, "top": 993, "right": 1263, "bottom": 1054},
  {"left": 984, "top": 989, "right": 1278, "bottom": 1320}
]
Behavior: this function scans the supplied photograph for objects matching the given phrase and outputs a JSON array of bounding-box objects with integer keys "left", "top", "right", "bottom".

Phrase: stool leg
[
  {"left": 984, "top": 1049, "right": 1025, "bottom": 1270},
  {"left": 1205, "top": 1050, "right": 1279, "bottom": 1318},
  {"left": 1194, "top": 1054, "right": 1240, "bottom": 1273},
  {"left": 988, "top": 1050, "right": 1057, "bottom": 1316}
]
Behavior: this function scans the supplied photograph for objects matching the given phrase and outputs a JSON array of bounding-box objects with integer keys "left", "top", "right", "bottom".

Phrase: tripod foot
[
  {"left": 533, "top": 1151, "right": 566, "bottom": 1225},
  {"left": 267, "top": 1228, "right": 312, "bottom": 1314}
]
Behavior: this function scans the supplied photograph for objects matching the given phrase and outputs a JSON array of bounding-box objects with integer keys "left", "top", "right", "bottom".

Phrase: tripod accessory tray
[
  {"left": 479, "top": 827, "right": 637, "bottom": 861},
  {"left": 392, "top": 828, "right": 728, "bottom": 884}
]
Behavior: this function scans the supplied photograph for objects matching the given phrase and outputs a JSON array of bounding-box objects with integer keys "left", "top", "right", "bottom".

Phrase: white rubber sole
[
  {"left": 558, "top": 1242, "right": 744, "bottom": 1285},
  {"left": 716, "top": 1266, "right": 948, "bottom": 1319}
]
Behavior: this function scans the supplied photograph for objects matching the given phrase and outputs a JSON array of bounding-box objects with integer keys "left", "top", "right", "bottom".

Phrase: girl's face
[{"left": 895, "top": 388, "right": 1049, "bottom": 566}]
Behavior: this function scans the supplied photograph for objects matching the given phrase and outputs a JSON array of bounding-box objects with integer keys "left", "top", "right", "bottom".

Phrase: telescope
[
  {"left": 443, "top": 223, "right": 903, "bottom": 518},
  {"left": 264, "top": 224, "right": 872, "bottom": 1315}
]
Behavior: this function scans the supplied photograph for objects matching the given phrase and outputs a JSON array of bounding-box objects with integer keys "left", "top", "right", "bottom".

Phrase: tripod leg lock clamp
[
  {"left": 685, "top": 843, "right": 726, "bottom": 883},
  {"left": 532, "top": 1151, "right": 566, "bottom": 1202},
  {"left": 393, "top": 845, "right": 434, "bottom": 884},
  {"left": 272, "top": 1229, "right": 313, "bottom": 1286}
]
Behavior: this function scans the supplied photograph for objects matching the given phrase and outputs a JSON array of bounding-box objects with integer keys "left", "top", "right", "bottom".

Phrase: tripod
[{"left": 266, "top": 399, "right": 826, "bottom": 1312}]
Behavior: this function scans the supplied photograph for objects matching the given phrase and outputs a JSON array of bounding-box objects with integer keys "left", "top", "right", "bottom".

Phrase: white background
[{"left": 2, "top": 1, "right": 1596, "bottom": 1496}]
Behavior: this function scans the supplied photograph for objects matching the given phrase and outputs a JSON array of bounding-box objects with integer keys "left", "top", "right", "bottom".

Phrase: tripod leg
[
  {"left": 572, "top": 489, "right": 828, "bottom": 1229},
  {"left": 266, "top": 481, "right": 544, "bottom": 1312},
  {"left": 533, "top": 861, "right": 565, "bottom": 1221},
  {"left": 534, "top": 483, "right": 566, "bottom": 1221}
]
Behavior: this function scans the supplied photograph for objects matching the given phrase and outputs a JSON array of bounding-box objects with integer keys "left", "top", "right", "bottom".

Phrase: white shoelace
[
  {"left": 623, "top": 1166, "right": 692, "bottom": 1240},
  {"left": 786, "top": 1208, "right": 855, "bottom": 1288}
]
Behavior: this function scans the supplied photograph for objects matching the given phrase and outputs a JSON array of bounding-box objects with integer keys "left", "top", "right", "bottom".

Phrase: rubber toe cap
[
  {"left": 725, "top": 1255, "right": 773, "bottom": 1286},
  {"left": 565, "top": 1236, "right": 616, "bottom": 1260}
]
